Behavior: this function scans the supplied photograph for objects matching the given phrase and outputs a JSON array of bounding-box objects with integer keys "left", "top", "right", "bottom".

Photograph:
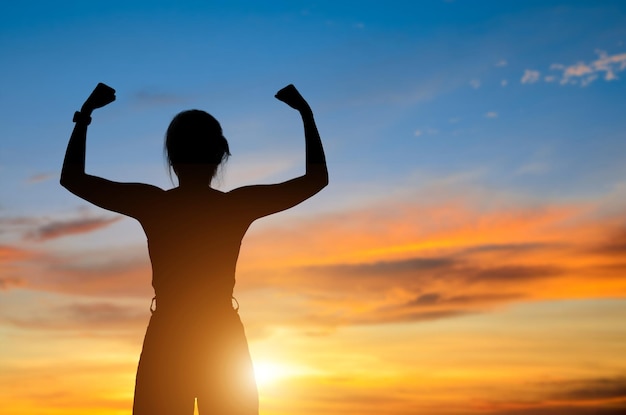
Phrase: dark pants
[{"left": 132, "top": 306, "right": 258, "bottom": 415}]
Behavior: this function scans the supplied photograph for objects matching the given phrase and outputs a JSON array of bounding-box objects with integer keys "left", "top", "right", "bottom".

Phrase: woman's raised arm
[
  {"left": 61, "top": 84, "right": 160, "bottom": 218},
  {"left": 230, "top": 85, "right": 329, "bottom": 219},
  {"left": 61, "top": 83, "right": 116, "bottom": 190},
  {"left": 275, "top": 84, "right": 329, "bottom": 187}
]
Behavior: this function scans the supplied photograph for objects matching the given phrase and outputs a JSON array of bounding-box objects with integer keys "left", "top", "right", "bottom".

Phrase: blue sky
[{"left": 2, "top": 1, "right": 626, "bottom": 212}]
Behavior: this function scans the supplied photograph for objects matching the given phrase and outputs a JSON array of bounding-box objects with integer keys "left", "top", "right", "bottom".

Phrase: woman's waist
[{"left": 152, "top": 292, "right": 235, "bottom": 311}]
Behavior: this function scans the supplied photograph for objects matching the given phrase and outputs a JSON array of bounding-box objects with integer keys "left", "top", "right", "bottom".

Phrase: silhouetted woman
[{"left": 61, "top": 83, "right": 328, "bottom": 415}]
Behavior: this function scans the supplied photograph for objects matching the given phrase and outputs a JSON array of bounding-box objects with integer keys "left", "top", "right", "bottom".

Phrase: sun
[{"left": 253, "top": 361, "right": 292, "bottom": 387}]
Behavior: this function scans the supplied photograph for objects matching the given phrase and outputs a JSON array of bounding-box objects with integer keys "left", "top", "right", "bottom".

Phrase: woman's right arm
[
  {"left": 230, "top": 85, "right": 329, "bottom": 220},
  {"left": 61, "top": 84, "right": 160, "bottom": 218}
]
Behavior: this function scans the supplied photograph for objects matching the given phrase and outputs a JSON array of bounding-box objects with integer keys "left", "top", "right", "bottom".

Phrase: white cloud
[
  {"left": 552, "top": 50, "right": 626, "bottom": 86},
  {"left": 501, "top": 79, "right": 508, "bottom": 87},
  {"left": 592, "top": 49, "right": 626, "bottom": 78},
  {"left": 580, "top": 74, "right": 598, "bottom": 87},
  {"left": 521, "top": 51, "right": 626, "bottom": 87},
  {"left": 521, "top": 69, "right": 540, "bottom": 84},
  {"left": 495, "top": 59, "right": 508, "bottom": 67},
  {"left": 414, "top": 129, "right": 439, "bottom": 137},
  {"left": 558, "top": 61, "right": 594, "bottom": 86},
  {"left": 563, "top": 62, "right": 594, "bottom": 77},
  {"left": 469, "top": 79, "right": 481, "bottom": 89},
  {"left": 485, "top": 111, "right": 498, "bottom": 119}
]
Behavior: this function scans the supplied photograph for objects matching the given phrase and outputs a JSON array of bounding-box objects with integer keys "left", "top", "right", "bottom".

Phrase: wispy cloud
[
  {"left": 521, "top": 69, "right": 541, "bottom": 84},
  {"left": 556, "top": 50, "right": 626, "bottom": 86},
  {"left": 0, "top": 245, "right": 34, "bottom": 290},
  {"left": 2, "top": 301, "right": 147, "bottom": 332},
  {"left": 412, "top": 128, "right": 438, "bottom": 138},
  {"left": 586, "top": 226, "right": 626, "bottom": 256},
  {"left": 482, "top": 376, "right": 626, "bottom": 415},
  {"left": 0, "top": 238, "right": 151, "bottom": 297},
  {"left": 495, "top": 59, "right": 508, "bottom": 67},
  {"left": 2, "top": 211, "right": 122, "bottom": 242},
  {"left": 266, "top": 248, "right": 568, "bottom": 327},
  {"left": 485, "top": 111, "right": 498, "bottom": 118},
  {"left": 26, "top": 216, "right": 121, "bottom": 241},
  {"left": 26, "top": 173, "right": 55, "bottom": 184},
  {"left": 548, "top": 376, "right": 626, "bottom": 402},
  {"left": 0, "top": 276, "right": 25, "bottom": 290},
  {"left": 38, "top": 251, "right": 151, "bottom": 297},
  {"left": 0, "top": 244, "right": 31, "bottom": 262},
  {"left": 230, "top": 183, "right": 626, "bottom": 330},
  {"left": 523, "top": 50, "right": 626, "bottom": 87}
]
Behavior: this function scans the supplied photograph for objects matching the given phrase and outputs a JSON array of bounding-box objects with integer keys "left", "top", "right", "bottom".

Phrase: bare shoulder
[
  {"left": 223, "top": 179, "right": 317, "bottom": 220},
  {"left": 224, "top": 184, "right": 271, "bottom": 200},
  {"left": 124, "top": 182, "right": 166, "bottom": 200}
]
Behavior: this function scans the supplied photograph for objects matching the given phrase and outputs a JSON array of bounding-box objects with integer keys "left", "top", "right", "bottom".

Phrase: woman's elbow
[
  {"left": 59, "top": 172, "right": 69, "bottom": 188},
  {"left": 59, "top": 170, "right": 83, "bottom": 192},
  {"left": 308, "top": 166, "right": 329, "bottom": 190},
  {"left": 60, "top": 170, "right": 75, "bottom": 189},
  {"left": 320, "top": 170, "right": 329, "bottom": 188}
]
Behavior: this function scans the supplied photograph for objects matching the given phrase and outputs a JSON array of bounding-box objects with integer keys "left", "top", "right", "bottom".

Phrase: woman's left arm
[
  {"left": 61, "top": 84, "right": 161, "bottom": 218},
  {"left": 230, "top": 85, "right": 329, "bottom": 221}
]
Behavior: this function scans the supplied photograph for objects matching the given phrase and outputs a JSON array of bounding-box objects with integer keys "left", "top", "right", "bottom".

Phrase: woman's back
[{"left": 140, "top": 187, "right": 253, "bottom": 309}]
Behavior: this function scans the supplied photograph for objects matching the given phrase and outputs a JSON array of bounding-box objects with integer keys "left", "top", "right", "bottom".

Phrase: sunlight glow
[{"left": 253, "top": 360, "right": 299, "bottom": 386}]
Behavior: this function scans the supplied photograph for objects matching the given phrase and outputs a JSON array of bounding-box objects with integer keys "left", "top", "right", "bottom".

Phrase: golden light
[{"left": 253, "top": 361, "right": 291, "bottom": 386}]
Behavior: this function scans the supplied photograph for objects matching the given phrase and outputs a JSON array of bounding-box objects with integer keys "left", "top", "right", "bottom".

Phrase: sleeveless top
[{"left": 138, "top": 187, "right": 252, "bottom": 313}]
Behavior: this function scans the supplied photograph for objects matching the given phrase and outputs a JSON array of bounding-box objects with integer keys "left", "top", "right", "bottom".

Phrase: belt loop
[
  {"left": 150, "top": 296, "right": 156, "bottom": 314},
  {"left": 231, "top": 296, "right": 239, "bottom": 311}
]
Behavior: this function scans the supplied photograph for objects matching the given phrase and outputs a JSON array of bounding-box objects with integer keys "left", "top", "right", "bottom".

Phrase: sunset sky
[{"left": 1, "top": 1, "right": 626, "bottom": 414}]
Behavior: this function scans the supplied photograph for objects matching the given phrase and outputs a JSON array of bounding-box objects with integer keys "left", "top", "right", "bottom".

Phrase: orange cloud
[
  {"left": 2, "top": 300, "right": 148, "bottom": 333},
  {"left": 0, "top": 244, "right": 32, "bottom": 262},
  {"left": 0, "top": 245, "right": 34, "bottom": 290},
  {"left": 230, "top": 192, "right": 626, "bottom": 330},
  {"left": 0, "top": 276, "right": 25, "bottom": 290},
  {"left": 472, "top": 375, "right": 626, "bottom": 414},
  {"left": 27, "top": 216, "right": 121, "bottom": 241},
  {"left": 5, "top": 187, "right": 625, "bottom": 332},
  {"left": 1, "top": 211, "right": 122, "bottom": 242},
  {"left": 26, "top": 172, "right": 56, "bottom": 184},
  {"left": 0, "top": 241, "right": 151, "bottom": 298},
  {"left": 30, "top": 251, "right": 152, "bottom": 298}
]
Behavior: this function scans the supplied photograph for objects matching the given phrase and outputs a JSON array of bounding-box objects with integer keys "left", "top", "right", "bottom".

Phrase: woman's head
[{"left": 164, "top": 110, "right": 230, "bottom": 183}]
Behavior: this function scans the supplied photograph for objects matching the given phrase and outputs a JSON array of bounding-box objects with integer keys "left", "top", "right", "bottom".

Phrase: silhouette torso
[{"left": 138, "top": 187, "right": 253, "bottom": 312}]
